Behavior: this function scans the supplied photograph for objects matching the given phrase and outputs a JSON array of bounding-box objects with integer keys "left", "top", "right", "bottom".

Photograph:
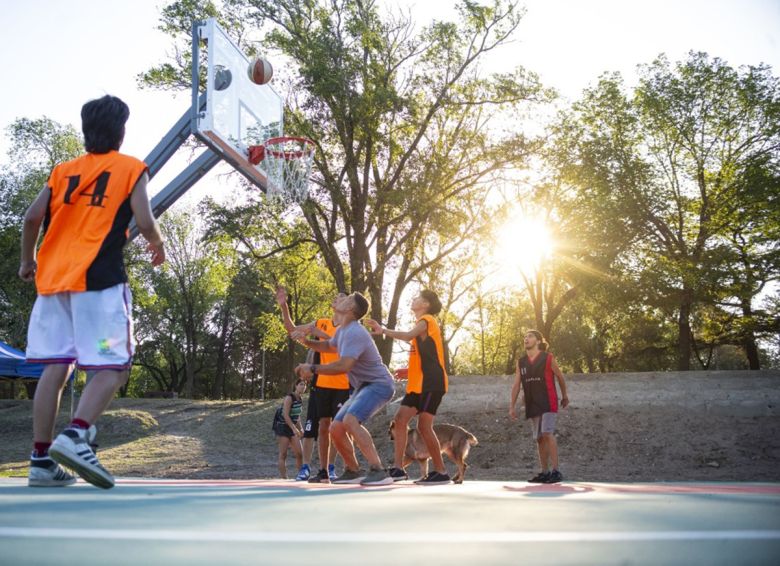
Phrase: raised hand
[{"left": 365, "top": 318, "right": 382, "bottom": 335}]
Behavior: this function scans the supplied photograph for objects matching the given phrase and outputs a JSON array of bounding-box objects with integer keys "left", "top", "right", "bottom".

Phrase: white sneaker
[
  {"left": 28, "top": 455, "right": 77, "bottom": 487},
  {"left": 49, "top": 428, "right": 114, "bottom": 489}
]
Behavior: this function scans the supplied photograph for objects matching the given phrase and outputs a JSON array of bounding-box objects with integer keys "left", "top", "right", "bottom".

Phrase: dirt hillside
[{"left": 1, "top": 371, "right": 778, "bottom": 482}]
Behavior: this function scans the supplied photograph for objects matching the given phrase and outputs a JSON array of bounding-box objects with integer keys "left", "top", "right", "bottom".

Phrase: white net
[{"left": 262, "top": 137, "right": 315, "bottom": 204}]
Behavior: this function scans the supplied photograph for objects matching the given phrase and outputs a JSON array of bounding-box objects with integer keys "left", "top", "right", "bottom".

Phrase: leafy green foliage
[{"left": 0, "top": 119, "right": 82, "bottom": 347}]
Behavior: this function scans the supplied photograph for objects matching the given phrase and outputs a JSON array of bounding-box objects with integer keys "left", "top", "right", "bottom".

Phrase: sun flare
[{"left": 490, "top": 215, "right": 555, "bottom": 285}]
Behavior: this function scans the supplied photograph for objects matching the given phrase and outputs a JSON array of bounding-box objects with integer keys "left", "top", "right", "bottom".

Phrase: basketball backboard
[{"left": 192, "top": 19, "right": 283, "bottom": 191}]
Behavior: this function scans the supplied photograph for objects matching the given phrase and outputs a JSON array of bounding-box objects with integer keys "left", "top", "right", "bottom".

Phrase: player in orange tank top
[
  {"left": 366, "top": 289, "right": 451, "bottom": 485},
  {"left": 19, "top": 95, "right": 165, "bottom": 489},
  {"left": 275, "top": 286, "right": 349, "bottom": 483}
]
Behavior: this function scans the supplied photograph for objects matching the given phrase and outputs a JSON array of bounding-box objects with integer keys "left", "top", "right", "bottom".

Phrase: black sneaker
[
  {"left": 387, "top": 467, "right": 408, "bottom": 482},
  {"left": 308, "top": 468, "right": 330, "bottom": 483},
  {"left": 529, "top": 471, "right": 551, "bottom": 483},
  {"left": 545, "top": 470, "right": 563, "bottom": 483},
  {"left": 414, "top": 471, "right": 451, "bottom": 485}
]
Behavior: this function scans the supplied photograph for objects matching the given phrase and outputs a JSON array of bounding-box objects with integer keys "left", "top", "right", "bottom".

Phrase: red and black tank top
[{"left": 518, "top": 351, "right": 558, "bottom": 418}]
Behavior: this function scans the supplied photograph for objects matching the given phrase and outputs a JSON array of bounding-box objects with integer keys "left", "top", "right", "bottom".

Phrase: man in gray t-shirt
[
  {"left": 296, "top": 292, "right": 394, "bottom": 486},
  {"left": 329, "top": 319, "right": 394, "bottom": 390}
]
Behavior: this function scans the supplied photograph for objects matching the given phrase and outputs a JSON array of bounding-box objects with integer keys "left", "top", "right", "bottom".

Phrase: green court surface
[{"left": 1, "top": 478, "right": 778, "bottom": 565}]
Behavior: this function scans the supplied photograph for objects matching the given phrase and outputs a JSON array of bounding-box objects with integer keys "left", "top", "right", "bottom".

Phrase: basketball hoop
[{"left": 248, "top": 136, "right": 315, "bottom": 203}]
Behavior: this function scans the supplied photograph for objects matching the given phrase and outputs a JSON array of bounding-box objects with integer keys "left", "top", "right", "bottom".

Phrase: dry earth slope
[{"left": 1, "top": 370, "right": 778, "bottom": 482}]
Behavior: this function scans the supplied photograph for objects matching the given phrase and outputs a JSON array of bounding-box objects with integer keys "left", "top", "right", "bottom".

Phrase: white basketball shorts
[{"left": 26, "top": 283, "right": 134, "bottom": 370}]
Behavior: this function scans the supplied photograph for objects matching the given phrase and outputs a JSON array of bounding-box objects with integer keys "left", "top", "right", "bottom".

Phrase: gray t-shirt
[{"left": 329, "top": 321, "right": 393, "bottom": 389}]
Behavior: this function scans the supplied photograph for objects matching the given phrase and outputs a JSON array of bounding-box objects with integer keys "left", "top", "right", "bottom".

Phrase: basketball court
[
  {"left": 6, "top": 16, "right": 779, "bottom": 566},
  {"left": 1, "top": 478, "right": 778, "bottom": 565}
]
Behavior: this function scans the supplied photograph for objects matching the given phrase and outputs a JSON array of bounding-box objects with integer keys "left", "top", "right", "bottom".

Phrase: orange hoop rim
[{"left": 264, "top": 136, "right": 315, "bottom": 160}]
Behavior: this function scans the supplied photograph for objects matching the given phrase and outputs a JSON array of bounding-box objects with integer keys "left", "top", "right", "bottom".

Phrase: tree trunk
[
  {"left": 677, "top": 289, "right": 693, "bottom": 371},
  {"left": 212, "top": 304, "right": 232, "bottom": 399},
  {"left": 740, "top": 301, "right": 761, "bottom": 370},
  {"left": 24, "top": 381, "right": 37, "bottom": 399},
  {"left": 743, "top": 338, "right": 760, "bottom": 370}
]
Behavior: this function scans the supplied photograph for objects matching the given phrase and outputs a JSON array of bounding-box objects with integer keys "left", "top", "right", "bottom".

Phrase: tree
[
  {"left": 0, "top": 118, "right": 82, "bottom": 346},
  {"left": 142, "top": 0, "right": 552, "bottom": 363},
  {"left": 129, "top": 209, "right": 235, "bottom": 397},
  {"left": 455, "top": 288, "right": 534, "bottom": 375},
  {"left": 563, "top": 53, "right": 780, "bottom": 370}
]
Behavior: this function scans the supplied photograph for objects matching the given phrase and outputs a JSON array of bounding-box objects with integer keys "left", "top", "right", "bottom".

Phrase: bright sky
[{"left": 2, "top": 0, "right": 779, "bottom": 199}]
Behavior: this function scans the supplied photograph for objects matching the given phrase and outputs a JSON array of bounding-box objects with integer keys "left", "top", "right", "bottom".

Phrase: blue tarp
[{"left": 0, "top": 341, "right": 46, "bottom": 379}]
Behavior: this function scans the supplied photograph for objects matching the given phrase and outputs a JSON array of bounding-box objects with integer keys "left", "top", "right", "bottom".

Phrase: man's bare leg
[
  {"left": 73, "top": 369, "right": 128, "bottom": 424},
  {"left": 330, "top": 420, "right": 359, "bottom": 470},
  {"left": 33, "top": 364, "right": 72, "bottom": 443}
]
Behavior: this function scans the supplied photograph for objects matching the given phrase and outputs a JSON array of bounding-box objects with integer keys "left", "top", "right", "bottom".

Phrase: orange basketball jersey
[
  {"left": 35, "top": 151, "right": 147, "bottom": 294},
  {"left": 406, "top": 314, "right": 448, "bottom": 394},
  {"left": 315, "top": 318, "right": 349, "bottom": 390}
]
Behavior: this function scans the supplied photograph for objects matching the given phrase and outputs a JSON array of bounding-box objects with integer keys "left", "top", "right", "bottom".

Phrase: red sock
[
  {"left": 70, "top": 418, "right": 91, "bottom": 430},
  {"left": 33, "top": 442, "right": 51, "bottom": 458}
]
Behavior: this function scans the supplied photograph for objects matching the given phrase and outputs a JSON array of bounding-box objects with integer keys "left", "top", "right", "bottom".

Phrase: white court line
[{"left": 1, "top": 528, "right": 779, "bottom": 543}]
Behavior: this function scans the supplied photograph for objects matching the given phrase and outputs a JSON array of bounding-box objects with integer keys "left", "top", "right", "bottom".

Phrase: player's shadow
[{"left": 502, "top": 484, "right": 595, "bottom": 498}]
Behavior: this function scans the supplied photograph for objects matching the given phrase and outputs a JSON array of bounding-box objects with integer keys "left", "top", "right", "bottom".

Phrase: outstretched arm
[
  {"left": 292, "top": 334, "right": 338, "bottom": 353},
  {"left": 366, "top": 318, "right": 427, "bottom": 342},
  {"left": 275, "top": 286, "right": 297, "bottom": 334},
  {"left": 296, "top": 357, "right": 355, "bottom": 380},
  {"left": 275, "top": 286, "right": 320, "bottom": 336}
]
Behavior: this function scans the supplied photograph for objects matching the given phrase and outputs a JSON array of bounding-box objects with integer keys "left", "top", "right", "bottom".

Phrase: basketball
[{"left": 248, "top": 57, "right": 273, "bottom": 85}]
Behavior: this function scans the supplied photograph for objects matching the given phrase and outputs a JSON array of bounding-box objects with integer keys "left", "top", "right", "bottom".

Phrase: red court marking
[
  {"left": 115, "top": 478, "right": 416, "bottom": 489},
  {"left": 110, "top": 479, "right": 780, "bottom": 496},
  {"left": 593, "top": 483, "right": 780, "bottom": 496},
  {"left": 502, "top": 484, "right": 596, "bottom": 495},
  {"left": 502, "top": 483, "right": 780, "bottom": 496}
]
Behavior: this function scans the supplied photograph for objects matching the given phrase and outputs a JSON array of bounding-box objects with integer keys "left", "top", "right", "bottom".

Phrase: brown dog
[{"left": 389, "top": 421, "right": 478, "bottom": 484}]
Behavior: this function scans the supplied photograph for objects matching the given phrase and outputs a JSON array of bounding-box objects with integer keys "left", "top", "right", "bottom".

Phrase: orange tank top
[
  {"left": 406, "top": 314, "right": 448, "bottom": 394},
  {"left": 315, "top": 318, "right": 349, "bottom": 390},
  {"left": 36, "top": 151, "right": 148, "bottom": 294}
]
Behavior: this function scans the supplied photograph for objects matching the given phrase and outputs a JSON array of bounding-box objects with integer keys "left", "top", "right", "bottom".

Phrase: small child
[{"left": 273, "top": 378, "right": 306, "bottom": 479}]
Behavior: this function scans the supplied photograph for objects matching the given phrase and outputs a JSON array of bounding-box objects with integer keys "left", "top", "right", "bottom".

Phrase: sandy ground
[{"left": 1, "top": 371, "right": 779, "bottom": 482}]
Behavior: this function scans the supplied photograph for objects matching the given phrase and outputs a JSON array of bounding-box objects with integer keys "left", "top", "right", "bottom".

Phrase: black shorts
[
  {"left": 273, "top": 421, "right": 297, "bottom": 438},
  {"left": 315, "top": 387, "right": 350, "bottom": 420},
  {"left": 401, "top": 391, "right": 445, "bottom": 415},
  {"left": 302, "top": 387, "right": 320, "bottom": 439}
]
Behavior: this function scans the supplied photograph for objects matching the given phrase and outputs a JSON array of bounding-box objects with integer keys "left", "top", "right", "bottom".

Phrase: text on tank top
[
  {"left": 36, "top": 151, "right": 148, "bottom": 294},
  {"left": 518, "top": 351, "right": 558, "bottom": 418}
]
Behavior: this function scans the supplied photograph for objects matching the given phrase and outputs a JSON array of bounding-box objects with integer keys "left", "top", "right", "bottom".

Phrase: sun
[{"left": 489, "top": 214, "right": 555, "bottom": 286}]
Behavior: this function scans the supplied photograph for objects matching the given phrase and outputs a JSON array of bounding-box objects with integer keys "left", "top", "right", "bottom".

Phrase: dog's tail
[{"left": 466, "top": 432, "right": 478, "bottom": 446}]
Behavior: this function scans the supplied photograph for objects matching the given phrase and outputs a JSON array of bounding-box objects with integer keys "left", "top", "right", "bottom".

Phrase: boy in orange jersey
[
  {"left": 20, "top": 95, "right": 165, "bottom": 489},
  {"left": 275, "top": 286, "right": 350, "bottom": 483},
  {"left": 367, "top": 290, "right": 451, "bottom": 485}
]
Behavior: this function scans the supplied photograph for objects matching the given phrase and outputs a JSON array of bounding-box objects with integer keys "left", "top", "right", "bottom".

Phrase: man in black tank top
[{"left": 509, "top": 330, "right": 569, "bottom": 483}]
